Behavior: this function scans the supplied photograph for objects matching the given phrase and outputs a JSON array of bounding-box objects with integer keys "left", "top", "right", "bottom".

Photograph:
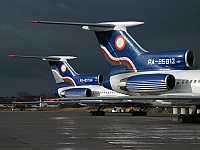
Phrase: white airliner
[
  {"left": 9, "top": 55, "right": 130, "bottom": 115},
  {"left": 26, "top": 20, "right": 200, "bottom": 123}
]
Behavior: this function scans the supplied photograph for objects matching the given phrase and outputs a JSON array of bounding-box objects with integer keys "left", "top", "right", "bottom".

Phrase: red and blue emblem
[{"left": 115, "top": 35, "right": 126, "bottom": 50}]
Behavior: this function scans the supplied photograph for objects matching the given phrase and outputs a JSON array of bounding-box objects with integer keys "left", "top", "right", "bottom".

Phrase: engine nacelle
[
  {"left": 74, "top": 74, "right": 103, "bottom": 86},
  {"left": 136, "top": 49, "right": 195, "bottom": 71},
  {"left": 62, "top": 88, "right": 92, "bottom": 97},
  {"left": 121, "top": 74, "right": 175, "bottom": 93}
]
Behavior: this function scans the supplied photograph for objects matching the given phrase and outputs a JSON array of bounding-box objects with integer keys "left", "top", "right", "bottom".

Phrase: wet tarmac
[{"left": 0, "top": 112, "right": 199, "bottom": 150}]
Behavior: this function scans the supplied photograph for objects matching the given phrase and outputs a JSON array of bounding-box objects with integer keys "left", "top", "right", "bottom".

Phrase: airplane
[
  {"left": 9, "top": 54, "right": 145, "bottom": 115},
  {"left": 26, "top": 20, "right": 200, "bottom": 123}
]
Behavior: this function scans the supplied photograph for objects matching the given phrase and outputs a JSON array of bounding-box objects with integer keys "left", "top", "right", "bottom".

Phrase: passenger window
[
  {"left": 194, "top": 80, "right": 197, "bottom": 83},
  {"left": 190, "top": 80, "right": 193, "bottom": 83},
  {"left": 198, "top": 80, "right": 200, "bottom": 83}
]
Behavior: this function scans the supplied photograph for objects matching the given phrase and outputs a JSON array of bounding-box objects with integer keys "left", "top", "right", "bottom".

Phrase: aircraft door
[{"left": 175, "top": 80, "right": 181, "bottom": 92}]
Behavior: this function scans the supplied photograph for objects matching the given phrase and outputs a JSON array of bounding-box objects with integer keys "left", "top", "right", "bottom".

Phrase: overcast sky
[{"left": 0, "top": 0, "right": 200, "bottom": 96}]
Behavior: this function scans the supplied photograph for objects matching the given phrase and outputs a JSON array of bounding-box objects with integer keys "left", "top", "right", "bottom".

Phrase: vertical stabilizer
[
  {"left": 8, "top": 55, "right": 78, "bottom": 86},
  {"left": 95, "top": 30, "right": 146, "bottom": 74},
  {"left": 28, "top": 21, "right": 146, "bottom": 74},
  {"left": 46, "top": 56, "right": 78, "bottom": 86}
]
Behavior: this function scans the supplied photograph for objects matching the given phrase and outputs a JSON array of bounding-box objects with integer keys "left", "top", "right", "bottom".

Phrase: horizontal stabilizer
[
  {"left": 28, "top": 20, "right": 144, "bottom": 31},
  {"left": 8, "top": 55, "right": 77, "bottom": 61}
]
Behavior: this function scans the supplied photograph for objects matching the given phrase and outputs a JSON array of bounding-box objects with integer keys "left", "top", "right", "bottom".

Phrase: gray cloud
[{"left": 0, "top": 0, "right": 200, "bottom": 96}]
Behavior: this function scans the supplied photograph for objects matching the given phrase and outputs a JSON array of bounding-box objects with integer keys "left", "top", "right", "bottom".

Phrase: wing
[
  {"left": 13, "top": 94, "right": 200, "bottom": 107},
  {"left": 50, "top": 94, "right": 200, "bottom": 107},
  {"left": 55, "top": 94, "right": 200, "bottom": 100}
]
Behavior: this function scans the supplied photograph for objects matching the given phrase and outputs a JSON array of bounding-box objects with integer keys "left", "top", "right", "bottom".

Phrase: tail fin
[
  {"left": 95, "top": 30, "right": 146, "bottom": 74},
  {"left": 46, "top": 56, "right": 78, "bottom": 86},
  {"left": 28, "top": 21, "right": 194, "bottom": 73},
  {"left": 29, "top": 21, "right": 146, "bottom": 74},
  {"left": 8, "top": 55, "right": 78, "bottom": 86},
  {"left": 84, "top": 22, "right": 147, "bottom": 74}
]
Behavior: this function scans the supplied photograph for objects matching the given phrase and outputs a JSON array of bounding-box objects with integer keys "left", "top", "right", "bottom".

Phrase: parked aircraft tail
[
  {"left": 9, "top": 55, "right": 103, "bottom": 97},
  {"left": 8, "top": 55, "right": 103, "bottom": 86},
  {"left": 29, "top": 20, "right": 195, "bottom": 74},
  {"left": 8, "top": 55, "right": 79, "bottom": 85}
]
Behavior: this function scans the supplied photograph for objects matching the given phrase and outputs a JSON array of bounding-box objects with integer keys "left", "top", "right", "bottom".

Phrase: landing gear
[
  {"left": 131, "top": 110, "right": 147, "bottom": 116},
  {"left": 178, "top": 114, "right": 200, "bottom": 123},
  {"left": 177, "top": 106, "right": 200, "bottom": 123},
  {"left": 195, "top": 114, "right": 200, "bottom": 123},
  {"left": 90, "top": 111, "right": 105, "bottom": 116},
  {"left": 131, "top": 108, "right": 147, "bottom": 116},
  {"left": 178, "top": 114, "right": 186, "bottom": 123},
  {"left": 90, "top": 106, "right": 105, "bottom": 116}
]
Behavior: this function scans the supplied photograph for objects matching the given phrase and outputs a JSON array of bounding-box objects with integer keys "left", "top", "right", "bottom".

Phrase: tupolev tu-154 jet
[
  {"left": 26, "top": 20, "right": 200, "bottom": 123},
  {"left": 10, "top": 54, "right": 179, "bottom": 116}
]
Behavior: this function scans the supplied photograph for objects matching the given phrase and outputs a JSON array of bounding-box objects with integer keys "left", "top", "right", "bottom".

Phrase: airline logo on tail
[
  {"left": 49, "top": 60, "right": 103, "bottom": 86},
  {"left": 101, "top": 45, "right": 136, "bottom": 72},
  {"left": 115, "top": 35, "right": 126, "bottom": 50}
]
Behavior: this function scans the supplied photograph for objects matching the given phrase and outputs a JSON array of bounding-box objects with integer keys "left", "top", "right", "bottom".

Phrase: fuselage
[{"left": 57, "top": 85, "right": 127, "bottom": 97}]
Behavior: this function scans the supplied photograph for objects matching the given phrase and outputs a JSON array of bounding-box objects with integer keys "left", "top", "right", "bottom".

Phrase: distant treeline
[{"left": 0, "top": 91, "right": 56, "bottom": 104}]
